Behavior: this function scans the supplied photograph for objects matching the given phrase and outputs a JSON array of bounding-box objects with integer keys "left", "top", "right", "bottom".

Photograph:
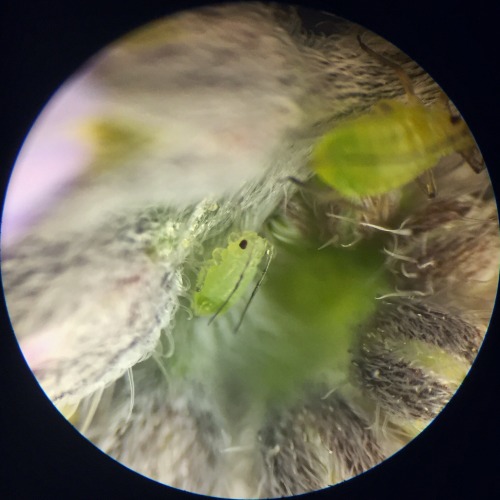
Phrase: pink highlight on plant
[{"left": 2, "top": 73, "right": 106, "bottom": 247}]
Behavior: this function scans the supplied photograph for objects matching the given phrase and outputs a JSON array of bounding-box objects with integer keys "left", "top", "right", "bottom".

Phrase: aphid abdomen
[
  {"left": 312, "top": 101, "right": 476, "bottom": 198},
  {"left": 193, "top": 231, "right": 269, "bottom": 317},
  {"left": 194, "top": 246, "right": 249, "bottom": 316}
]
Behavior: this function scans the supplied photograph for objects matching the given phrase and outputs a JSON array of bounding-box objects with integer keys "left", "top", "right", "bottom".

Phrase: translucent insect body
[
  {"left": 311, "top": 36, "right": 478, "bottom": 199},
  {"left": 193, "top": 231, "right": 272, "bottom": 329}
]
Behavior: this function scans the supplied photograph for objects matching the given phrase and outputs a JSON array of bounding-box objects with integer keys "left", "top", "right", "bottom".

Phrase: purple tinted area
[{"left": 2, "top": 73, "right": 105, "bottom": 247}]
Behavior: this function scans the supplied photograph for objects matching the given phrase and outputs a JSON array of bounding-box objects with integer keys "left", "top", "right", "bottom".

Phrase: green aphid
[
  {"left": 311, "top": 36, "right": 479, "bottom": 199},
  {"left": 193, "top": 231, "right": 272, "bottom": 331}
]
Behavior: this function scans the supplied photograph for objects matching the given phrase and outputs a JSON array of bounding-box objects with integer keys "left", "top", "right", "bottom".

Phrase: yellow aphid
[{"left": 311, "top": 36, "right": 478, "bottom": 199}]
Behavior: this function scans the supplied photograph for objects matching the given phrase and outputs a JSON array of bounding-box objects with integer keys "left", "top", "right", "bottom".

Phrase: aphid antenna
[
  {"left": 232, "top": 246, "right": 274, "bottom": 334},
  {"left": 357, "top": 34, "right": 418, "bottom": 104},
  {"left": 207, "top": 249, "right": 254, "bottom": 326}
]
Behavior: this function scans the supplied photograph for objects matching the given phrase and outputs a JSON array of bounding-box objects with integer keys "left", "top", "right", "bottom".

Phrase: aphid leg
[
  {"left": 441, "top": 97, "right": 485, "bottom": 174},
  {"left": 357, "top": 34, "right": 418, "bottom": 104},
  {"left": 207, "top": 254, "right": 253, "bottom": 326},
  {"left": 460, "top": 148, "right": 486, "bottom": 173},
  {"left": 232, "top": 246, "right": 274, "bottom": 334},
  {"left": 416, "top": 169, "right": 437, "bottom": 198}
]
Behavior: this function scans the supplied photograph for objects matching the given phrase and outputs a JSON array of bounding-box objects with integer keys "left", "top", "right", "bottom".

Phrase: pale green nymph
[{"left": 193, "top": 231, "right": 272, "bottom": 329}]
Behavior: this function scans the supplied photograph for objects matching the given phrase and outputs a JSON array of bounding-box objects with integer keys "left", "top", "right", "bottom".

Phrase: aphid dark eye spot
[
  {"left": 239, "top": 239, "right": 248, "bottom": 249},
  {"left": 450, "top": 115, "right": 461, "bottom": 125}
]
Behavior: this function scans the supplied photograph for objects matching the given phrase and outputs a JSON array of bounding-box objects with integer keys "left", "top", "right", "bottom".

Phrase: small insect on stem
[
  {"left": 310, "top": 34, "right": 480, "bottom": 199},
  {"left": 193, "top": 231, "right": 273, "bottom": 333}
]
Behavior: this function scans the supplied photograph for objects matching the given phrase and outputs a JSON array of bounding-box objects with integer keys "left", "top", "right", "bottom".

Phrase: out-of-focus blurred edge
[{"left": 0, "top": 0, "right": 498, "bottom": 498}]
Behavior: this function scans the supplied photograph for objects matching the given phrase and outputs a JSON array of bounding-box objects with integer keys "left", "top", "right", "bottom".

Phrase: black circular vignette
[{"left": 1, "top": 1, "right": 498, "bottom": 498}]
